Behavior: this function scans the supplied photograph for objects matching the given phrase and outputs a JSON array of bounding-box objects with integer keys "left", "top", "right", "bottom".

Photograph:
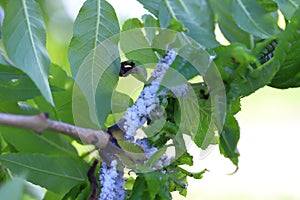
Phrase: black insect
[
  {"left": 259, "top": 40, "right": 278, "bottom": 64},
  {"left": 119, "top": 61, "right": 136, "bottom": 77},
  {"left": 199, "top": 88, "right": 209, "bottom": 100}
]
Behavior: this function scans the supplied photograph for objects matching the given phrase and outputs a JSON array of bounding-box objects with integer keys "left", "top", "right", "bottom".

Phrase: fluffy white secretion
[
  {"left": 114, "top": 170, "right": 125, "bottom": 199},
  {"left": 135, "top": 138, "right": 175, "bottom": 169},
  {"left": 170, "top": 83, "right": 189, "bottom": 97},
  {"left": 122, "top": 50, "right": 178, "bottom": 140},
  {"left": 154, "top": 154, "right": 174, "bottom": 170},
  {"left": 99, "top": 160, "right": 125, "bottom": 200},
  {"left": 136, "top": 138, "right": 158, "bottom": 159}
]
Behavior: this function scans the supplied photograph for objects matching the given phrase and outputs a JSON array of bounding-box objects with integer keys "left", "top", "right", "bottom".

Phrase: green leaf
[
  {"left": 213, "top": 42, "right": 280, "bottom": 98},
  {"left": 0, "top": 65, "right": 41, "bottom": 101},
  {"left": 111, "top": 91, "right": 133, "bottom": 114},
  {"left": 69, "top": 0, "right": 120, "bottom": 127},
  {"left": 68, "top": 0, "right": 120, "bottom": 77},
  {"left": 44, "top": 191, "right": 63, "bottom": 200},
  {"left": 0, "top": 102, "right": 36, "bottom": 115},
  {"left": 0, "top": 99, "right": 76, "bottom": 156},
  {"left": 160, "top": 42, "right": 213, "bottom": 81},
  {"left": 219, "top": 113, "right": 240, "bottom": 166},
  {"left": 173, "top": 152, "right": 193, "bottom": 166},
  {"left": 158, "top": 0, "right": 219, "bottom": 48},
  {"left": 0, "top": 153, "right": 89, "bottom": 195},
  {"left": 230, "top": 41, "right": 282, "bottom": 97},
  {"left": 232, "top": 0, "right": 280, "bottom": 38},
  {"left": 213, "top": 43, "right": 256, "bottom": 81},
  {"left": 117, "top": 140, "right": 146, "bottom": 162},
  {"left": 62, "top": 182, "right": 88, "bottom": 200},
  {"left": 0, "top": 126, "right": 77, "bottom": 156},
  {"left": 35, "top": 64, "right": 75, "bottom": 124},
  {"left": 0, "top": 50, "right": 13, "bottom": 66},
  {"left": 0, "top": 6, "right": 3, "bottom": 39},
  {"left": 269, "top": 9, "right": 300, "bottom": 88},
  {"left": 191, "top": 83, "right": 218, "bottom": 149},
  {"left": 136, "top": 0, "right": 161, "bottom": 17},
  {"left": 75, "top": 184, "right": 90, "bottom": 200},
  {"left": 257, "top": 0, "right": 278, "bottom": 12},
  {"left": 121, "top": 18, "right": 158, "bottom": 65},
  {"left": 142, "top": 14, "right": 160, "bottom": 44},
  {"left": 143, "top": 172, "right": 170, "bottom": 199},
  {"left": 179, "top": 167, "right": 207, "bottom": 179},
  {"left": 275, "top": 0, "right": 300, "bottom": 20},
  {"left": 167, "top": 19, "right": 186, "bottom": 32},
  {"left": 158, "top": 44, "right": 226, "bottom": 150},
  {"left": 167, "top": 167, "right": 189, "bottom": 197},
  {"left": 2, "top": 0, "right": 53, "bottom": 105},
  {"left": 209, "top": 0, "right": 252, "bottom": 47},
  {"left": 127, "top": 176, "right": 148, "bottom": 200},
  {"left": 0, "top": 176, "right": 24, "bottom": 200},
  {"left": 144, "top": 146, "right": 167, "bottom": 169},
  {"left": 128, "top": 172, "right": 171, "bottom": 200}
]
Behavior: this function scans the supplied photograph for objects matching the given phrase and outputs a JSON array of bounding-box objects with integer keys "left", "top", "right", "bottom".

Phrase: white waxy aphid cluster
[
  {"left": 170, "top": 83, "right": 188, "bottom": 97},
  {"left": 135, "top": 138, "right": 174, "bottom": 169},
  {"left": 99, "top": 160, "right": 125, "bottom": 200},
  {"left": 122, "top": 50, "right": 178, "bottom": 140},
  {"left": 99, "top": 50, "right": 181, "bottom": 200},
  {"left": 135, "top": 138, "right": 158, "bottom": 159}
]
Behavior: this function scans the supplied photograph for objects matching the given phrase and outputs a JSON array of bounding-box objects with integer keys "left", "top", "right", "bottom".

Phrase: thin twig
[{"left": 87, "top": 159, "right": 99, "bottom": 200}]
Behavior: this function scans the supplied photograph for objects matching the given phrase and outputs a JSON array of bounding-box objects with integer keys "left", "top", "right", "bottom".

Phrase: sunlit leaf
[
  {"left": 69, "top": 0, "right": 120, "bottom": 127},
  {"left": 275, "top": 0, "right": 300, "bottom": 20},
  {"left": 158, "top": 0, "right": 218, "bottom": 48},
  {"left": 209, "top": 0, "right": 252, "bottom": 47},
  {"left": 121, "top": 18, "right": 158, "bottom": 65},
  {"left": 232, "top": 0, "right": 280, "bottom": 38},
  {"left": 68, "top": 0, "right": 120, "bottom": 77},
  {"left": 2, "top": 0, "right": 53, "bottom": 105}
]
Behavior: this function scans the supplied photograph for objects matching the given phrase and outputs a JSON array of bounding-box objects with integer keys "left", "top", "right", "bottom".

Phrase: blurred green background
[{"left": 18, "top": 0, "right": 300, "bottom": 199}]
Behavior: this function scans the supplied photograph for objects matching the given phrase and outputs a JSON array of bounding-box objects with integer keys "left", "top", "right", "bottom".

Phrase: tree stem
[{"left": 0, "top": 112, "right": 110, "bottom": 149}]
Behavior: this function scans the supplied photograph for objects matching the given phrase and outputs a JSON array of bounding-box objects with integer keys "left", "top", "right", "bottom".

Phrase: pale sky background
[{"left": 62, "top": 1, "right": 300, "bottom": 199}]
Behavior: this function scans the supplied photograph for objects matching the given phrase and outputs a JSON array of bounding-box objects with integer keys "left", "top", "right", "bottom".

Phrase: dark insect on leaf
[
  {"left": 119, "top": 61, "right": 136, "bottom": 77},
  {"left": 197, "top": 83, "right": 210, "bottom": 100},
  {"left": 199, "top": 88, "right": 209, "bottom": 100},
  {"left": 259, "top": 40, "right": 278, "bottom": 64}
]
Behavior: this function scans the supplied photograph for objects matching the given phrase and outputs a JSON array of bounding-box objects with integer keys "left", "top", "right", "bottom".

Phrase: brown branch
[
  {"left": 87, "top": 159, "right": 99, "bottom": 200},
  {"left": 0, "top": 112, "right": 138, "bottom": 166},
  {"left": 0, "top": 112, "right": 110, "bottom": 149}
]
